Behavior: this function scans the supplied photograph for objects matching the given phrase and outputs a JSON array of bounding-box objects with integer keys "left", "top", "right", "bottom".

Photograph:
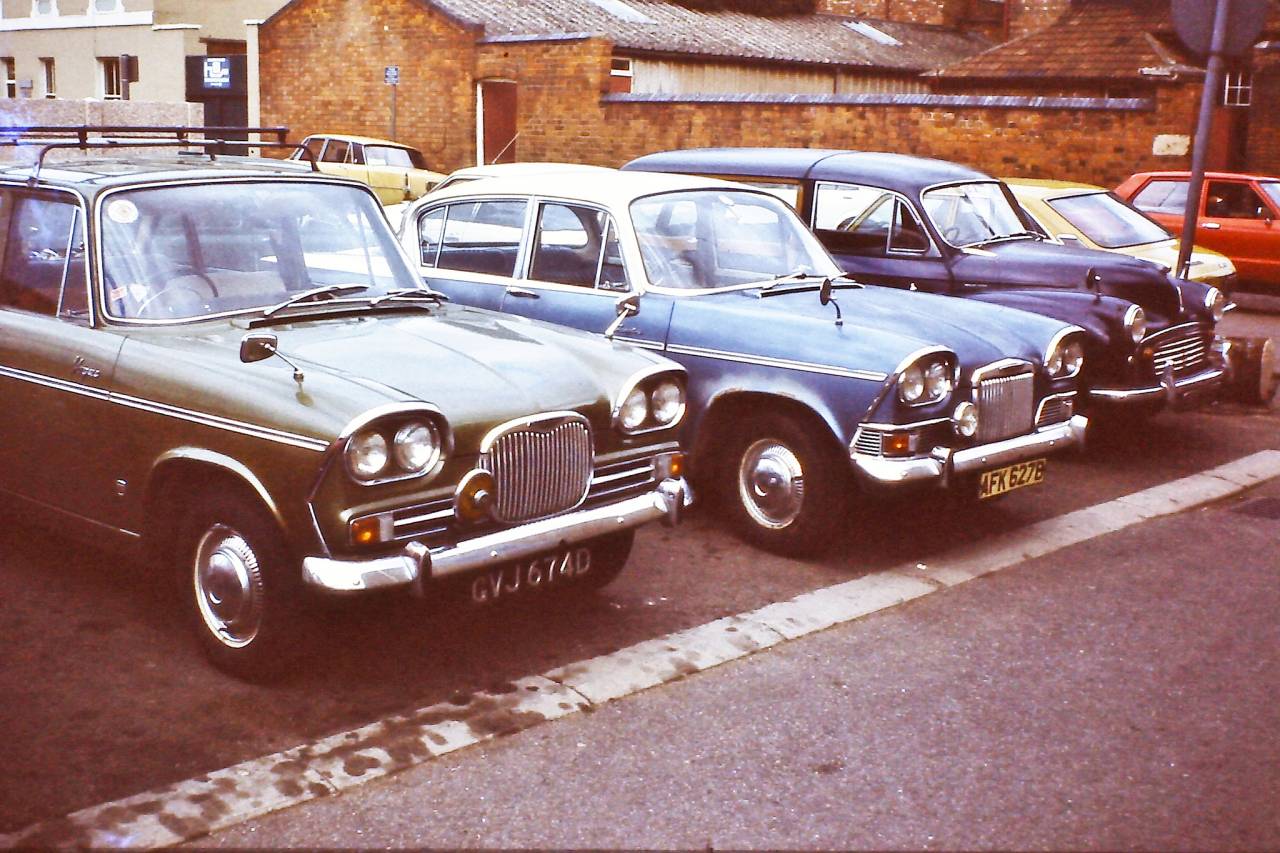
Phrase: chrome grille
[
  {"left": 853, "top": 427, "right": 884, "bottom": 457},
  {"left": 585, "top": 454, "right": 657, "bottom": 505},
  {"left": 977, "top": 370, "right": 1034, "bottom": 443},
  {"left": 1035, "top": 394, "right": 1074, "bottom": 428},
  {"left": 481, "top": 415, "right": 592, "bottom": 523},
  {"left": 1150, "top": 325, "right": 1209, "bottom": 376}
]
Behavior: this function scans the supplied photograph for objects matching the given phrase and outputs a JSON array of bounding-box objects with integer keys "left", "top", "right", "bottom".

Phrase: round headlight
[
  {"left": 1046, "top": 345, "right": 1064, "bottom": 377},
  {"left": 1124, "top": 305, "right": 1146, "bottom": 346},
  {"left": 393, "top": 421, "right": 440, "bottom": 473},
  {"left": 620, "top": 386, "right": 649, "bottom": 431},
  {"left": 345, "top": 429, "right": 389, "bottom": 480},
  {"left": 650, "top": 379, "right": 684, "bottom": 426},
  {"left": 1204, "top": 287, "right": 1226, "bottom": 323},
  {"left": 899, "top": 364, "right": 925, "bottom": 404},
  {"left": 953, "top": 401, "right": 979, "bottom": 438},
  {"left": 924, "top": 362, "right": 952, "bottom": 401},
  {"left": 1063, "top": 340, "right": 1085, "bottom": 376}
]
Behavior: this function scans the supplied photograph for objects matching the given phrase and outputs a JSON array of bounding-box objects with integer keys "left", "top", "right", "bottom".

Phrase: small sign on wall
[
  {"left": 1153, "top": 134, "right": 1191, "bottom": 156},
  {"left": 384, "top": 65, "right": 400, "bottom": 85},
  {"left": 203, "top": 57, "right": 231, "bottom": 89}
]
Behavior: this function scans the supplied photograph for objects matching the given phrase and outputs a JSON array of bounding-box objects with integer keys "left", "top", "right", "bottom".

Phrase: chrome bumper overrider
[
  {"left": 851, "top": 415, "right": 1088, "bottom": 486},
  {"left": 1089, "top": 364, "right": 1227, "bottom": 405},
  {"left": 302, "top": 477, "right": 691, "bottom": 593}
]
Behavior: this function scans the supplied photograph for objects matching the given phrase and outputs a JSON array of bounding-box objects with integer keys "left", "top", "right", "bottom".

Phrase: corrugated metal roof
[{"left": 426, "top": 0, "right": 991, "bottom": 72}]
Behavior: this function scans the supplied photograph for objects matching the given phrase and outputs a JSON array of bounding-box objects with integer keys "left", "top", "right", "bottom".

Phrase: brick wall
[
  {"left": 816, "top": 0, "right": 966, "bottom": 25},
  {"left": 1246, "top": 52, "right": 1280, "bottom": 175},
  {"left": 258, "top": 0, "right": 478, "bottom": 170}
]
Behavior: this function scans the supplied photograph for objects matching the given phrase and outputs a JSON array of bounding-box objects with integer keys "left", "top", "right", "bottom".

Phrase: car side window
[
  {"left": 0, "top": 189, "right": 88, "bottom": 322},
  {"left": 814, "top": 181, "right": 926, "bottom": 256},
  {"left": 321, "top": 139, "right": 349, "bottom": 164},
  {"left": 302, "top": 137, "right": 324, "bottom": 162},
  {"left": 1205, "top": 181, "right": 1270, "bottom": 220},
  {"left": 1131, "top": 180, "right": 1188, "bottom": 215},
  {"left": 530, "top": 202, "right": 627, "bottom": 291},
  {"left": 890, "top": 200, "right": 930, "bottom": 253},
  {"left": 417, "top": 207, "right": 445, "bottom": 266},
  {"left": 349, "top": 144, "right": 365, "bottom": 166},
  {"left": 434, "top": 200, "right": 527, "bottom": 277}
]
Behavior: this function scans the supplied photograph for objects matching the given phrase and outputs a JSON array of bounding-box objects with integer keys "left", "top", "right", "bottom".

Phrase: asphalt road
[{"left": 1, "top": 309, "right": 1277, "bottom": 839}]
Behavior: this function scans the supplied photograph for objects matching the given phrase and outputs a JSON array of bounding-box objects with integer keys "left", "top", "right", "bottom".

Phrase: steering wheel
[
  {"left": 639, "top": 243, "right": 681, "bottom": 288},
  {"left": 942, "top": 226, "right": 962, "bottom": 244},
  {"left": 134, "top": 284, "right": 211, "bottom": 319}
]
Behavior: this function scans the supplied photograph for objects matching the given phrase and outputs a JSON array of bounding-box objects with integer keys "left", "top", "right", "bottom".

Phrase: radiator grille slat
[
  {"left": 977, "top": 370, "right": 1034, "bottom": 443},
  {"left": 1151, "top": 326, "right": 1209, "bottom": 376},
  {"left": 482, "top": 416, "right": 592, "bottom": 524}
]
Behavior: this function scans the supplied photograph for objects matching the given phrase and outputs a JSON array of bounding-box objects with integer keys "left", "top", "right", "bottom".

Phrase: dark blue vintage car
[
  {"left": 397, "top": 169, "right": 1089, "bottom": 554},
  {"left": 623, "top": 149, "right": 1230, "bottom": 416}
]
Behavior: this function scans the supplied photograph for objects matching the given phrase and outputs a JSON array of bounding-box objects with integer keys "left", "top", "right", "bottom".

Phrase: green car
[{"left": 0, "top": 151, "right": 690, "bottom": 678}]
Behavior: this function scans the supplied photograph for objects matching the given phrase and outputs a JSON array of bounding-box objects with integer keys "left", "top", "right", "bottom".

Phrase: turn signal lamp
[
  {"left": 884, "top": 431, "right": 914, "bottom": 458},
  {"left": 350, "top": 514, "right": 393, "bottom": 546},
  {"left": 455, "top": 470, "right": 497, "bottom": 524},
  {"left": 655, "top": 451, "right": 685, "bottom": 480}
]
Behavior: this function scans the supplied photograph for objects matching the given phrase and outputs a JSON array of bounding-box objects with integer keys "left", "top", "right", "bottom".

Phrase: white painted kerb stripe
[{"left": 5, "top": 449, "right": 1279, "bottom": 850}]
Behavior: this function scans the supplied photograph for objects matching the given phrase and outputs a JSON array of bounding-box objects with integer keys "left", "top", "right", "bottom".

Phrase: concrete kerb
[{"left": 4, "top": 450, "right": 1279, "bottom": 850}]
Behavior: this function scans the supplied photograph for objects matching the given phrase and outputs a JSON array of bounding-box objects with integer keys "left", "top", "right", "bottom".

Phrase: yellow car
[
  {"left": 293, "top": 134, "right": 447, "bottom": 204},
  {"left": 1005, "top": 178, "right": 1238, "bottom": 294}
]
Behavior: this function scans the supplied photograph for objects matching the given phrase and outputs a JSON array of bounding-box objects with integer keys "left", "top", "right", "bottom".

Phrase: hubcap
[
  {"left": 193, "top": 525, "right": 264, "bottom": 649},
  {"left": 738, "top": 438, "right": 805, "bottom": 529}
]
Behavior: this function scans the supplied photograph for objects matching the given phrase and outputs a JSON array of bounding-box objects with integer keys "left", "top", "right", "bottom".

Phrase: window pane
[
  {"left": 436, "top": 200, "right": 526, "bottom": 277},
  {"left": 530, "top": 203, "right": 604, "bottom": 287},
  {"left": 1131, "top": 180, "right": 1188, "bottom": 215},
  {"left": 1047, "top": 192, "right": 1170, "bottom": 248},
  {"left": 321, "top": 140, "right": 348, "bottom": 163},
  {"left": 0, "top": 191, "right": 82, "bottom": 317},
  {"left": 1206, "top": 181, "right": 1269, "bottom": 219},
  {"left": 890, "top": 200, "right": 930, "bottom": 253},
  {"left": 417, "top": 207, "right": 445, "bottom": 266}
]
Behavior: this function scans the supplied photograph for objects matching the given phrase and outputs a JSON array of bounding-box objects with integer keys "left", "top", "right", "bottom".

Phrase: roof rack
[{"left": 0, "top": 125, "right": 314, "bottom": 186}]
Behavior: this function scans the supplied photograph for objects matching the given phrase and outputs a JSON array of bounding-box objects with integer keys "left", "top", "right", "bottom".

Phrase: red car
[{"left": 1116, "top": 170, "right": 1280, "bottom": 291}]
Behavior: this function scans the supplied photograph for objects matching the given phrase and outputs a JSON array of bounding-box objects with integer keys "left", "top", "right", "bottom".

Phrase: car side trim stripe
[
  {"left": 665, "top": 343, "right": 887, "bottom": 382},
  {"left": 0, "top": 365, "right": 329, "bottom": 452}
]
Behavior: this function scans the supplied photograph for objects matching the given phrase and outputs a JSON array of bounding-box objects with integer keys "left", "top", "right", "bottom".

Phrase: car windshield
[
  {"left": 100, "top": 181, "right": 422, "bottom": 322},
  {"left": 921, "top": 181, "right": 1027, "bottom": 247},
  {"left": 366, "top": 145, "right": 427, "bottom": 170},
  {"left": 1260, "top": 181, "right": 1280, "bottom": 213},
  {"left": 630, "top": 190, "right": 840, "bottom": 290},
  {"left": 1047, "top": 191, "right": 1171, "bottom": 248}
]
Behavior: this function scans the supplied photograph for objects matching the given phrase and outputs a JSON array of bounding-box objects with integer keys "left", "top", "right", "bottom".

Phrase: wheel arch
[{"left": 690, "top": 389, "right": 849, "bottom": 478}]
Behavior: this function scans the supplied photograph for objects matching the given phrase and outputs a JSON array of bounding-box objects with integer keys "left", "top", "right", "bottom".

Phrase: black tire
[
  {"left": 570, "top": 529, "right": 635, "bottom": 593},
  {"left": 722, "top": 413, "right": 849, "bottom": 556},
  {"left": 177, "top": 491, "right": 305, "bottom": 681}
]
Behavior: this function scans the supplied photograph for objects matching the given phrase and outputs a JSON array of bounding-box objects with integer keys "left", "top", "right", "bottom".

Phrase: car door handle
[
  {"left": 506, "top": 287, "right": 540, "bottom": 299},
  {"left": 1202, "top": 222, "right": 1221, "bottom": 230}
]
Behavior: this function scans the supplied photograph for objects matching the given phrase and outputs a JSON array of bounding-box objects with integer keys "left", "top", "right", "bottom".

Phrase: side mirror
[
  {"left": 604, "top": 293, "right": 640, "bottom": 340},
  {"left": 818, "top": 277, "right": 844, "bottom": 327},
  {"left": 239, "top": 332, "right": 279, "bottom": 364}
]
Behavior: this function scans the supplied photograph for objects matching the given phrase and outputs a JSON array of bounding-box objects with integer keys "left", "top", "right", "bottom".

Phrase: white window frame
[
  {"left": 1223, "top": 70, "right": 1252, "bottom": 107},
  {"left": 31, "top": 0, "right": 59, "bottom": 16},
  {"left": 2, "top": 58, "right": 16, "bottom": 99},
  {"left": 88, "top": 0, "right": 124, "bottom": 14},
  {"left": 99, "top": 56, "right": 121, "bottom": 99},
  {"left": 39, "top": 57, "right": 55, "bottom": 98}
]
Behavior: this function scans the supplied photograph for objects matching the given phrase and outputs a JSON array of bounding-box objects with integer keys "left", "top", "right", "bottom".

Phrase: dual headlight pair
[
  {"left": 617, "top": 374, "right": 686, "bottom": 433},
  {"left": 897, "top": 355, "right": 955, "bottom": 406},
  {"left": 1045, "top": 334, "right": 1086, "bottom": 379},
  {"left": 345, "top": 419, "right": 444, "bottom": 483}
]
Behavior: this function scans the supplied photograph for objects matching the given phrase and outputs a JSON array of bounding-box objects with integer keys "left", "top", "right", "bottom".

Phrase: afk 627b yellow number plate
[{"left": 978, "top": 458, "right": 1046, "bottom": 499}]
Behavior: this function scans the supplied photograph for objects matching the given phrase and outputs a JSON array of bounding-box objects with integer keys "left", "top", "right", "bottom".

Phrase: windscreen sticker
[
  {"left": 128, "top": 283, "right": 149, "bottom": 302},
  {"left": 106, "top": 199, "right": 139, "bottom": 225}
]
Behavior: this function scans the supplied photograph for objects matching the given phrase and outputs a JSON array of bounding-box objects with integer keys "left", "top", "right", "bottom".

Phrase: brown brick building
[{"left": 255, "top": 0, "right": 1280, "bottom": 187}]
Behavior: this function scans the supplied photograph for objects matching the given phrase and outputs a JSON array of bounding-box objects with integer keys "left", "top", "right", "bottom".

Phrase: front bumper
[
  {"left": 302, "top": 477, "right": 691, "bottom": 593},
  {"left": 851, "top": 415, "right": 1088, "bottom": 487},
  {"left": 1089, "top": 363, "right": 1227, "bottom": 408}
]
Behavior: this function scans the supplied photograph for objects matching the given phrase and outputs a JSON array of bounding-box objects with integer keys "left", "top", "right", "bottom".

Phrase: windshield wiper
[
  {"left": 263, "top": 284, "right": 371, "bottom": 318},
  {"left": 973, "top": 230, "right": 1043, "bottom": 246},
  {"left": 760, "top": 270, "right": 833, "bottom": 291},
  {"left": 368, "top": 287, "right": 449, "bottom": 307}
]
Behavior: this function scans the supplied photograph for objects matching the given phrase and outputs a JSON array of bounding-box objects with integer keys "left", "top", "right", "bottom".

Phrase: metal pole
[
  {"left": 1176, "top": 0, "right": 1232, "bottom": 280},
  {"left": 390, "top": 83, "right": 397, "bottom": 140}
]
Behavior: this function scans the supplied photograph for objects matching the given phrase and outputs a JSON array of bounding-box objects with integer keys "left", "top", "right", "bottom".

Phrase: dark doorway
[
  {"left": 185, "top": 54, "right": 248, "bottom": 142},
  {"left": 480, "top": 80, "right": 518, "bottom": 165}
]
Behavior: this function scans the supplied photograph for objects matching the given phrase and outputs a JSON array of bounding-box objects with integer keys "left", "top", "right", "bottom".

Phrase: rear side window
[
  {"left": 529, "top": 202, "right": 628, "bottom": 291},
  {"left": 1131, "top": 180, "right": 1188, "bottom": 215},
  {"left": 1205, "top": 181, "right": 1270, "bottom": 219},
  {"left": 426, "top": 200, "right": 527, "bottom": 277},
  {"left": 0, "top": 189, "right": 88, "bottom": 321},
  {"left": 813, "top": 182, "right": 928, "bottom": 255},
  {"left": 321, "top": 139, "right": 349, "bottom": 163}
]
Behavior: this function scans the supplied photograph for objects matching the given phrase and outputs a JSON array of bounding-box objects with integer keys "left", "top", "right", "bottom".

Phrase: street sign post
[
  {"left": 385, "top": 65, "right": 400, "bottom": 139},
  {"left": 1171, "top": 0, "right": 1268, "bottom": 279}
]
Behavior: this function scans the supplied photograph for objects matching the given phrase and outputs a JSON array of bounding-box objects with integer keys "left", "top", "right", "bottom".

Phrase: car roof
[
  {"left": 625, "top": 148, "right": 994, "bottom": 193},
  {"left": 304, "top": 133, "right": 415, "bottom": 149},
  {"left": 421, "top": 166, "right": 758, "bottom": 207},
  {"left": 442, "top": 162, "right": 615, "bottom": 181},
  {"left": 1125, "top": 170, "right": 1279, "bottom": 183},
  {"left": 0, "top": 154, "right": 335, "bottom": 192},
  {"left": 1003, "top": 177, "right": 1108, "bottom": 199}
]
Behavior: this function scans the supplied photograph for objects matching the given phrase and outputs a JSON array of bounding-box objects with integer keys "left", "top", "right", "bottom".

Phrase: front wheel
[
  {"left": 724, "top": 414, "right": 849, "bottom": 556},
  {"left": 179, "top": 493, "right": 304, "bottom": 680}
]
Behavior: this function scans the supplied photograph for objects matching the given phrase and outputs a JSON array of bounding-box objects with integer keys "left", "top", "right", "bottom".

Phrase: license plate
[
  {"left": 978, "top": 458, "right": 1046, "bottom": 500},
  {"left": 470, "top": 546, "right": 593, "bottom": 605}
]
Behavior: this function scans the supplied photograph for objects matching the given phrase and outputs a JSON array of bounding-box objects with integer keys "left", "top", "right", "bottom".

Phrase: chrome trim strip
[
  {"left": 1034, "top": 391, "right": 1077, "bottom": 423},
  {"left": 613, "top": 336, "right": 664, "bottom": 350},
  {"left": 970, "top": 357, "right": 1033, "bottom": 384},
  {"left": 0, "top": 364, "right": 328, "bottom": 451},
  {"left": 478, "top": 410, "right": 589, "bottom": 454},
  {"left": 302, "top": 477, "right": 691, "bottom": 592},
  {"left": 666, "top": 343, "right": 887, "bottom": 382},
  {"left": 857, "top": 417, "right": 953, "bottom": 431}
]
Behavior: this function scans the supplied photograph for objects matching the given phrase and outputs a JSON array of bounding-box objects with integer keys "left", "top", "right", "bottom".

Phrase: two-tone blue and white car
[{"left": 397, "top": 169, "right": 1089, "bottom": 554}]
